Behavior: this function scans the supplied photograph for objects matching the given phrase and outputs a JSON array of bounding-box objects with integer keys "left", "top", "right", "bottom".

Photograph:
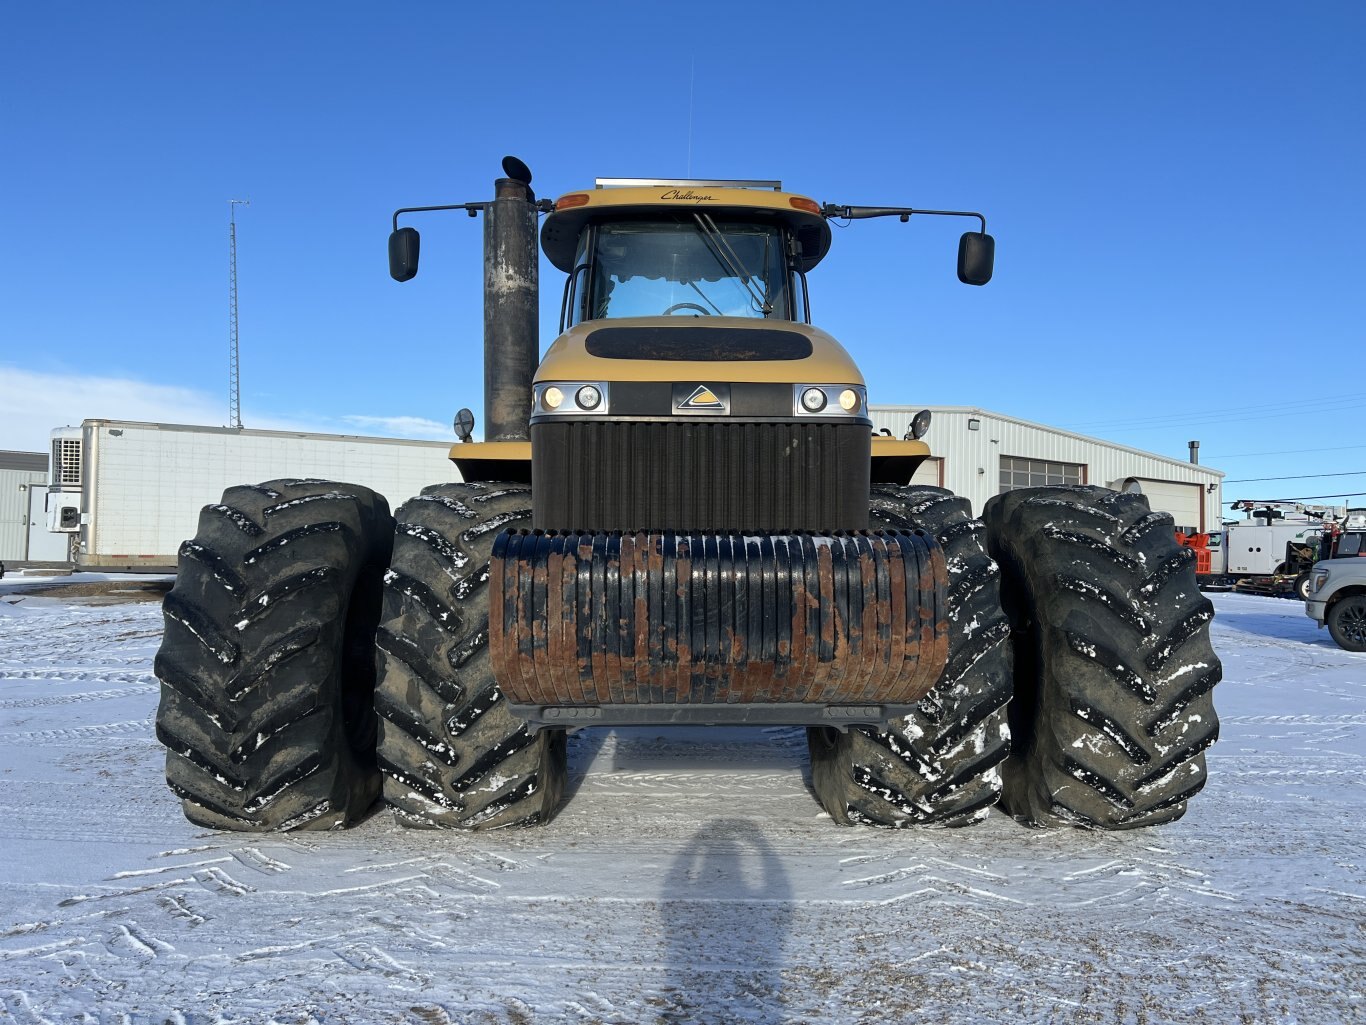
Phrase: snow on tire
[
  {"left": 375, "top": 482, "right": 568, "bottom": 829},
  {"left": 984, "top": 485, "right": 1222, "bottom": 829},
  {"left": 155, "top": 479, "right": 393, "bottom": 831},
  {"left": 807, "top": 485, "right": 1013, "bottom": 827}
]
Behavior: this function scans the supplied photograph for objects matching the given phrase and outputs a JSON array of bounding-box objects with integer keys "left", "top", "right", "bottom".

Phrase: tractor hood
[{"left": 535, "top": 318, "right": 865, "bottom": 386}]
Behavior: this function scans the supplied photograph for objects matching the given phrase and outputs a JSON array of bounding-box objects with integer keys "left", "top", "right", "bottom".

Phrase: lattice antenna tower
[{"left": 228, "top": 199, "right": 250, "bottom": 428}]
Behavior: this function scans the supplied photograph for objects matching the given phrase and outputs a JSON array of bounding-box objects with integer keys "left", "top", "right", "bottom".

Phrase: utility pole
[{"left": 228, "top": 199, "right": 250, "bottom": 429}]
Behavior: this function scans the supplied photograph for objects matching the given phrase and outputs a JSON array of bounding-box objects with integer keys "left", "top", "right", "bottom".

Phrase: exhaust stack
[{"left": 484, "top": 160, "right": 540, "bottom": 442}]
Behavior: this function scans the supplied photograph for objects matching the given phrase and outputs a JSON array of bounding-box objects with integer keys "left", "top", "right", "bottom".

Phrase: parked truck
[
  {"left": 46, "top": 420, "right": 458, "bottom": 570},
  {"left": 1183, "top": 501, "right": 1362, "bottom": 599},
  {"left": 1305, "top": 538, "right": 1366, "bottom": 651},
  {"left": 153, "top": 158, "right": 1220, "bottom": 835}
]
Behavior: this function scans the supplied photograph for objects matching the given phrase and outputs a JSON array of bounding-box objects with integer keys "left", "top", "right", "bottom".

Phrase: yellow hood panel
[{"left": 535, "top": 318, "right": 865, "bottom": 386}]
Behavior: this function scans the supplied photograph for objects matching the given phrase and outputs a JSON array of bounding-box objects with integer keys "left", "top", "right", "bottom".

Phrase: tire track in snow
[
  {"left": 574, "top": 771, "right": 803, "bottom": 793},
  {"left": 1220, "top": 714, "right": 1366, "bottom": 725},
  {"left": 0, "top": 719, "right": 153, "bottom": 745},
  {"left": 1216, "top": 768, "right": 1366, "bottom": 782},
  {"left": 332, "top": 942, "right": 430, "bottom": 985},
  {"left": 342, "top": 854, "right": 507, "bottom": 894},
  {"left": 155, "top": 894, "right": 209, "bottom": 926},
  {"left": 102, "top": 922, "right": 173, "bottom": 960},
  {"left": 232, "top": 848, "right": 291, "bottom": 874},
  {"left": 837, "top": 853, "right": 1236, "bottom": 910},
  {"left": 54, "top": 864, "right": 258, "bottom": 909},
  {"left": 0, "top": 683, "right": 157, "bottom": 710},
  {"left": 0, "top": 672, "right": 156, "bottom": 687}
]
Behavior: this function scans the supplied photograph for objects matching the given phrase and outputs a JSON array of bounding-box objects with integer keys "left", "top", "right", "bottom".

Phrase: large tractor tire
[
  {"left": 984, "top": 485, "right": 1222, "bottom": 829},
  {"left": 155, "top": 480, "right": 393, "bottom": 830},
  {"left": 807, "top": 485, "right": 1013, "bottom": 827},
  {"left": 375, "top": 482, "right": 568, "bottom": 829}
]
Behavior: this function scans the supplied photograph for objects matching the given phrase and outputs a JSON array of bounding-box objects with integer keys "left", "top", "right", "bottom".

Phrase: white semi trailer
[{"left": 47, "top": 420, "right": 459, "bottom": 571}]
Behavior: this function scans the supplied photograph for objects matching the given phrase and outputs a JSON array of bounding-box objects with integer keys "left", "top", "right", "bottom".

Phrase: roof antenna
[{"left": 687, "top": 56, "right": 695, "bottom": 177}]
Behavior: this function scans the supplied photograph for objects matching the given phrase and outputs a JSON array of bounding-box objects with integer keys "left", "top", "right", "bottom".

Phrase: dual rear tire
[
  {"left": 807, "top": 484, "right": 1222, "bottom": 830},
  {"left": 155, "top": 480, "right": 392, "bottom": 830},
  {"left": 984, "top": 486, "right": 1221, "bottom": 828},
  {"left": 373, "top": 482, "right": 567, "bottom": 829},
  {"left": 155, "top": 479, "right": 565, "bottom": 832}
]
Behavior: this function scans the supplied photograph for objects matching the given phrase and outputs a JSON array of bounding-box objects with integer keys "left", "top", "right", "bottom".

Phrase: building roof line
[{"left": 870, "top": 404, "right": 1226, "bottom": 479}]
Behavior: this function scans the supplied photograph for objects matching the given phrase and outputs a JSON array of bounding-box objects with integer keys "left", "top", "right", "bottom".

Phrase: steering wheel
[{"left": 661, "top": 302, "right": 712, "bottom": 316}]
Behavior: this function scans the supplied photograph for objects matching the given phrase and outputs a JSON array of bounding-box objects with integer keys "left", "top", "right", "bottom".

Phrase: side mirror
[
  {"left": 389, "top": 226, "right": 421, "bottom": 282},
  {"left": 957, "top": 232, "right": 994, "bottom": 286}
]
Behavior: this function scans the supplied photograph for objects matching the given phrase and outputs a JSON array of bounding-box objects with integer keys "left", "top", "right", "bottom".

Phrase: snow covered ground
[{"left": 0, "top": 585, "right": 1362, "bottom": 1024}]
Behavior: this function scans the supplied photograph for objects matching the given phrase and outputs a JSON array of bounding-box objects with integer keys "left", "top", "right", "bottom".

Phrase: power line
[
  {"left": 1222, "top": 491, "right": 1364, "bottom": 505},
  {"left": 1224, "top": 470, "right": 1366, "bottom": 483},
  {"left": 1071, "top": 397, "right": 1366, "bottom": 436},
  {"left": 1204, "top": 444, "right": 1366, "bottom": 461},
  {"left": 1059, "top": 391, "right": 1366, "bottom": 432}
]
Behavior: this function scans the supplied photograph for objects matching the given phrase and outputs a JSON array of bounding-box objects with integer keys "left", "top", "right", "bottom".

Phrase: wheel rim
[{"left": 1340, "top": 603, "right": 1366, "bottom": 644}]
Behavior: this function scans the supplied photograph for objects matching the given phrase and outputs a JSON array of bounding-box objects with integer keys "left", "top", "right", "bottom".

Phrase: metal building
[
  {"left": 0, "top": 450, "right": 61, "bottom": 563},
  {"left": 871, "top": 405, "right": 1222, "bottom": 533}
]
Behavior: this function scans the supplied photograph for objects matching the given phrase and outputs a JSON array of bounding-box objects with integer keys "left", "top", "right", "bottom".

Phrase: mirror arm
[
  {"left": 392, "top": 197, "right": 554, "bottom": 231},
  {"left": 391, "top": 202, "right": 488, "bottom": 232},
  {"left": 822, "top": 204, "right": 987, "bottom": 234}
]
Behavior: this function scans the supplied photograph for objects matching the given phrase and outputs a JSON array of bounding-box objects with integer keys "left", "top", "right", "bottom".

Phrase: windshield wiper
[
  {"left": 685, "top": 278, "right": 725, "bottom": 315},
  {"left": 692, "top": 213, "right": 773, "bottom": 315}
]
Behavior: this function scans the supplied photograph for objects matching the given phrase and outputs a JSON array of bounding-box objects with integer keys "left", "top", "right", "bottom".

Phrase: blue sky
[{"left": 2, "top": 3, "right": 1362, "bottom": 512}]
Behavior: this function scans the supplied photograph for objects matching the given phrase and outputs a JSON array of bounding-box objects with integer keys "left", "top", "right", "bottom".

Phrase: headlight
[
  {"left": 793, "top": 385, "right": 867, "bottom": 418},
  {"left": 1312, "top": 570, "right": 1330, "bottom": 592},
  {"left": 535, "top": 382, "right": 609, "bottom": 416}
]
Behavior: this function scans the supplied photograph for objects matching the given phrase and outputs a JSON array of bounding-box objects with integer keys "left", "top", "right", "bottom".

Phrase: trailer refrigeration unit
[{"left": 46, "top": 421, "right": 458, "bottom": 570}]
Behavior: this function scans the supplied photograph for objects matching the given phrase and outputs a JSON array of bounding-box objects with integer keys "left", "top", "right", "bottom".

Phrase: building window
[{"left": 999, "top": 455, "right": 1083, "bottom": 493}]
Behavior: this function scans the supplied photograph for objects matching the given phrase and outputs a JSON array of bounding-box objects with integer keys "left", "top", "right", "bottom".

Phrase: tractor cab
[{"left": 540, "top": 180, "right": 831, "bottom": 329}]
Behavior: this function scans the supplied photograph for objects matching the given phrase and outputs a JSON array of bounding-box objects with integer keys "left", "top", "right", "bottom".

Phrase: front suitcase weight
[{"left": 489, "top": 528, "right": 950, "bottom": 729}]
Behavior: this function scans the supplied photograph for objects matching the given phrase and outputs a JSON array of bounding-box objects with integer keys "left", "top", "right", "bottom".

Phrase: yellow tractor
[{"left": 155, "top": 158, "right": 1220, "bottom": 833}]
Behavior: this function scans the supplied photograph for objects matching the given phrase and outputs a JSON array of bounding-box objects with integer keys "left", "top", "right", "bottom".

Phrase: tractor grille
[{"left": 532, "top": 420, "right": 871, "bottom": 532}]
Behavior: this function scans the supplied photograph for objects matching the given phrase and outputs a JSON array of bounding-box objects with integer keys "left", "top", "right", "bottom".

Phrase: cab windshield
[{"left": 583, "top": 219, "right": 790, "bottom": 321}]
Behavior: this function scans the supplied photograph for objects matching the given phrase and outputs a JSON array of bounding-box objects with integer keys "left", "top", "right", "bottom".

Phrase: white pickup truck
[{"left": 1306, "top": 558, "right": 1366, "bottom": 651}]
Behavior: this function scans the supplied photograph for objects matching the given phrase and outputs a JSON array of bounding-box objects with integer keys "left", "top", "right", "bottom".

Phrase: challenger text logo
[{"left": 661, "top": 188, "right": 716, "bottom": 203}]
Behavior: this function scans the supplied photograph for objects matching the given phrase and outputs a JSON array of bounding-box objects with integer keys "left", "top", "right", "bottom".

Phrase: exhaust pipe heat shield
[{"left": 489, "top": 530, "right": 949, "bottom": 729}]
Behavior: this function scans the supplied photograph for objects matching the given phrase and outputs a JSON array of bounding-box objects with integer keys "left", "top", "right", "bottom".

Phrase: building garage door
[
  {"left": 911, "top": 457, "right": 943, "bottom": 488},
  {"left": 1122, "top": 479, "right": 1203, "bottom": 533}
]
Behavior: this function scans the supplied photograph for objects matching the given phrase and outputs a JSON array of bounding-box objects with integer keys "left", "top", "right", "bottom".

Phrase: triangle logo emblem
[{"left": 679, "top": 385, "right": 725, "bottom": 410}]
